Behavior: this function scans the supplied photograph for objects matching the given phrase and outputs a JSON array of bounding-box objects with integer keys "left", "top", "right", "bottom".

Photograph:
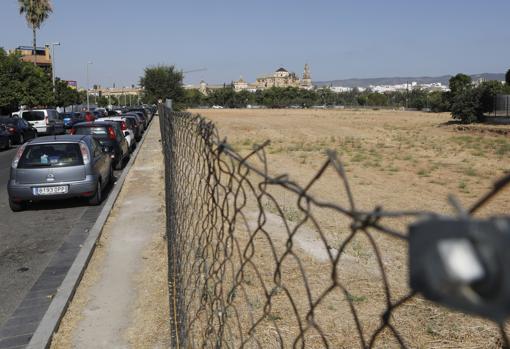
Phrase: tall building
[{"left": 300, "top": 64, "right": 313, "bottom": 90}]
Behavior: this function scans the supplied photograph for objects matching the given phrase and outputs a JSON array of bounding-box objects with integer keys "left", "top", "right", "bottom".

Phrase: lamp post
[
  {"left": 86, "top": 61, "right": 93, "bottom": 111},
  {"left": 47, "top": 42, "right": 61, "bottom": 92}
]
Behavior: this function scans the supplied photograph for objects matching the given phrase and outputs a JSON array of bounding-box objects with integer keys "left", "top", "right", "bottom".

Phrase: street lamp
[
  {"left": 86, "top": 61, "right": 93, "bottom": 111},
  {"left": 47, "top": 42, "right": 61, "bottom": 92}
]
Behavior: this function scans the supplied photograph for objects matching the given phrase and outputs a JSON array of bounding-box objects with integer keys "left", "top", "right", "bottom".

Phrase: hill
[{"left": 314, "top": 73, "right": 505, "bottom": 88}]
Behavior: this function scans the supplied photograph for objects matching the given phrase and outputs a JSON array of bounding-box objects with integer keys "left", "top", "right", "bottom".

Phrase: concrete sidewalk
[{"left": 50, "top": 117, "right": 169, "bottom": 349}]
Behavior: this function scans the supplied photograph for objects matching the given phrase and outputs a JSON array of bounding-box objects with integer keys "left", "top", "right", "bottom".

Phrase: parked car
[
  {"left": 0, "top": 117, "right": 38, "bottom": 144},
  {"left": 71, "top": 121, "right": 129, "bottom": 170},
  {"left": 7, "top": 135, "right": 114, "bottom": 211},
  {"left": 123, "top": 112, "right": 146, "bottom": 132},
  {"left": 17, "top": 109, "right": 65, "bottom": 135},
  {"left": 121, "top": 115, "right": 143, "bottom": 141},
  {"left": 0, "top": 125, "right": 11, "bottom": 150},
  {"left": 127, "top": 111, "right": 148, "bottom": 129},
  {"left": 97, "top": 117, "right": 136, "bottom": 151},
  {"left": 61, "top": 112, "right": 84, "bottom": 129}
]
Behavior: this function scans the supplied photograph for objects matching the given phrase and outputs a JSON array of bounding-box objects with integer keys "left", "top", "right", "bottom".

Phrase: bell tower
[{"left": 301, "top": 63, "right": 312, "bottom": 89}]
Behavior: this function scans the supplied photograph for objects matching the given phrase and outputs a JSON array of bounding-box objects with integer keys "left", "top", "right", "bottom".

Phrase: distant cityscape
[{"left": 186, "top": 65, "right": 506, "bottom": 95}]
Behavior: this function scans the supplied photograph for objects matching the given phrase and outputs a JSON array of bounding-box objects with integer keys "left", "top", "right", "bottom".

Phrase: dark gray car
[{"left": 7, "top": 135, "right": 113, "bottom": 211}]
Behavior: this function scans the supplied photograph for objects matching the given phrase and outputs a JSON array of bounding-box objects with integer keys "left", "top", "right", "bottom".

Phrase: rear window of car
[
  {"left": 18, "top": 143, "right": 84, "bottom": 168},
  {"left": 23, "top": 111, "right": 45, "bottom": 121},
  {"left": 74, "top": 126, "right": 108, "bottom": 136}
]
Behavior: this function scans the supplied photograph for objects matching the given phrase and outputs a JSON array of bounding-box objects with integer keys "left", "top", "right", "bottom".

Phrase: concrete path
[{"left": 50, "top": 117, "right": 169, "bottom": 349}]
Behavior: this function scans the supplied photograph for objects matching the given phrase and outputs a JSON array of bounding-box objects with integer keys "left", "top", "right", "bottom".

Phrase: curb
[{"left": 26, "top": 117, "right": 155, "bottom": 349}]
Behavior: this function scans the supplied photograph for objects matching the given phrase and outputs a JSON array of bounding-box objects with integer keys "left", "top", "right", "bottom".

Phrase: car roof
[
  {"left": 28, "top": 135, "right": 89, "bottom": 145},
  {"left": 73, "top": 121, "right": 117, "bottom": 127}
]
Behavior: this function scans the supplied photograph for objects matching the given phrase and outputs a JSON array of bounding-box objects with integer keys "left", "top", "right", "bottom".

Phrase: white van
[{"left": 17, "top": 109, "right": 65, "bottom": 135}]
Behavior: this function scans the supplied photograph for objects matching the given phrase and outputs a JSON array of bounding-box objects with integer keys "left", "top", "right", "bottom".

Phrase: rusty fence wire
[{"left": 158, "top": 104, "right": 510, "bottom": 348}]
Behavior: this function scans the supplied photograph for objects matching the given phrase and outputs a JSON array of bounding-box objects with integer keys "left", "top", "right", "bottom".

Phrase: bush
[{"left": 450, "top": 88, "right": 482, "bottom": 123}]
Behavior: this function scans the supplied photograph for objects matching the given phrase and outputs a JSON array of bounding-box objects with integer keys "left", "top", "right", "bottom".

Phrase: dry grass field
[{"left": 186, "top": 108, "right": 510, "bottom": 348}]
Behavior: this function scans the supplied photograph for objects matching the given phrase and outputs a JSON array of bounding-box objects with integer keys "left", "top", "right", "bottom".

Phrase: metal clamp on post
[{"left": 410, "top": 217, "right": 510, "bottom": 322}]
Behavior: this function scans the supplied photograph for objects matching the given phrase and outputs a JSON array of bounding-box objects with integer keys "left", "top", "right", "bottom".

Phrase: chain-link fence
[
  {"left": 158, "top": 104, "right": 510, "bottom": 348},
  {"left": 492, "top": 94, "right": 510, "bottom": 118}
]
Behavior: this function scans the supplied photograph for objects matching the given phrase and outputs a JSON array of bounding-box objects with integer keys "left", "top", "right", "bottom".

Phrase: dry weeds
[{"left": 185, "top": 108, "right": 509, "bottom": 348}]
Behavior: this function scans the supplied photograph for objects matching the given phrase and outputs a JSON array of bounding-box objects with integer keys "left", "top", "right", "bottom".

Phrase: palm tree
[{"left": 18, "top": 0, "right": 53, "bottom": 65}]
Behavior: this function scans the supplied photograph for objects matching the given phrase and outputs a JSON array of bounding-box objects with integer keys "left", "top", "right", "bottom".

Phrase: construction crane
[{"left": 183, "top": 68, "right": 207, "bottom": 74}]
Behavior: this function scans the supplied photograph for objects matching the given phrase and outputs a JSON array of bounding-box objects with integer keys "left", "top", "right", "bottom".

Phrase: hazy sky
[{"left": 1, "top": 0, "right": 509, "bottom": 88}]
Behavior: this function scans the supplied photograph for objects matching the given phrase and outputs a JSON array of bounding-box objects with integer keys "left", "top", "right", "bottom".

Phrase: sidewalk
[{"left": 50, "top": 117, "right": 169, "bottom": 349}]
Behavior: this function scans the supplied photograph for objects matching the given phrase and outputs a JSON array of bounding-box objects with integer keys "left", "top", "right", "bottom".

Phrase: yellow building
[
  {"left": 9, "top": 46, "right": 52, "bottom": 70},
  {"left": 254, "top": 65, "right": 313, "bottom": 90}
]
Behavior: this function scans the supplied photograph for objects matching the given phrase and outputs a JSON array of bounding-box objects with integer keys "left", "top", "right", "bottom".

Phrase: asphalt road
[{"left": 0, "top": 145, "right": 115, "bottom": 327}]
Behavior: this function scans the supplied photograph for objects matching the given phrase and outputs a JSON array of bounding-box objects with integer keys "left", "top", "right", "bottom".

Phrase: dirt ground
[{"left": 186, "top": 108, "right": 510, "bottom": 348}]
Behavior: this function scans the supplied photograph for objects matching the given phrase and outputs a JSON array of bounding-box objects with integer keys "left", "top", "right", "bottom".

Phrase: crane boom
[{"left": 183, "top": 68, "right": 207, "bottom": 74}]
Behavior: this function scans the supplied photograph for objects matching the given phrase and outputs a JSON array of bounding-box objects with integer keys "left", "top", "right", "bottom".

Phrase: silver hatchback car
[{"left": 7, "top": 135, "right": 113, "bottom": 211}]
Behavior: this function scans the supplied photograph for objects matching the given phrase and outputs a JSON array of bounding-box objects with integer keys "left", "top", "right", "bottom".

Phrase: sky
[{"left": 1, "top": 0, "right": 509, "bottom": 88}]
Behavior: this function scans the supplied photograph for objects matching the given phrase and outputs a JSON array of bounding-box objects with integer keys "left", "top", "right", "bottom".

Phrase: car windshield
[
  {"left": 23, "top": 111, "right": 45, "bottom": 121},
  {"left": 18, "top": 143, "right": 84, "bottom": 168}
]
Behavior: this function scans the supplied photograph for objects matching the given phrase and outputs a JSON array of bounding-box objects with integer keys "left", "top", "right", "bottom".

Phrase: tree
[
  {"left": 140, "top": 65, "right": 185, "bottom": 108},
  {"left": 449, "top": 74, "right": 472, "bottom": 96},
  {"left": 450, "top": 88, "right": 482, "bottom": 124},
  {"left": 0, "top": 48, "right": 53, "bottom": 113},
  {"left": 506, "top": 69, "right": 510, "bottom": 86},
  {"left": 54, "top": 78, "right": 81, "bottom": 109},
  {"left": 18, "top": 0, "right": 53, "bottom": 66}
]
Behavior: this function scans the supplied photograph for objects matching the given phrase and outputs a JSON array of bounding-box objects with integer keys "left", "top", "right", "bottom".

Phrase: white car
[
  {"left": 14, "top": 109, "right": 65, "bottom": 135},
  {"left": 97, "top": 117, "right": 136, "bottom": 151}
]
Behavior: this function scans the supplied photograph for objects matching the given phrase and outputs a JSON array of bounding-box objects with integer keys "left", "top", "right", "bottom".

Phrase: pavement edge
[{"left": 26, "top": 118, "right": 155, "bottom": 349}]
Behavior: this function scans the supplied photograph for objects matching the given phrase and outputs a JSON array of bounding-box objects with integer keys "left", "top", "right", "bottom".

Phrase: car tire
[
  {"left": 114, "top": 155, "right": 123, "bottom": 170},
  {"left": 88, "top": 181, "right": 102, "bottom": 206},
  {"left": 9, "top": 197, "right": 25, "bottom": 212}
]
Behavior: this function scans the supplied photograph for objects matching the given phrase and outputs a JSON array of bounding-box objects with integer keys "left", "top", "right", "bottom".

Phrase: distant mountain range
[{"left": 314, "top": 73, "right": 505, "bottom": 88}]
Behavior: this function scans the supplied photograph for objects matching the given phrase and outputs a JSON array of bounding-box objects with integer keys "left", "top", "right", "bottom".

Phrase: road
[{"left": 0, "top": 145, "right": 115, "bottom": 327}]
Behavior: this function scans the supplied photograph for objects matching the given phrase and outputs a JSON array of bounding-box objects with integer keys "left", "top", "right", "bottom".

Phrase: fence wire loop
[{"left": 159, "top": 105, "right": 510, "bottom": 348}]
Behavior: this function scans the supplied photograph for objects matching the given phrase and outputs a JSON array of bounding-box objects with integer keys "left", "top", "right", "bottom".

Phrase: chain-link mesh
[{"left": 159, "top": 105, "right": 510, "bottom": 348}]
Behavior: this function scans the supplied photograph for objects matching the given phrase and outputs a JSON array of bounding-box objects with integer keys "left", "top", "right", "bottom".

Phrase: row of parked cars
[{"left": 5, "top": 105, "right": 157, "bottom": 211}]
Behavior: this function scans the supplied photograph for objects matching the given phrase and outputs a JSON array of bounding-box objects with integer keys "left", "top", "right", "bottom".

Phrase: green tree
[
  {"left": 451, "top": 88, "right": 482, "bottom": 124},
  {"left": 428, "top": 91, "right": 449, "bottom": 112},
  {"left": 449, "top": 74, "right": 472, "bottom": 96},
  {"left": 54, "top": 78, "right": 81, "bottom": 109},
  {"left": 0, "top": 48, "right": 53, "bottom": 113},
  {"left": 477, "top": 80, "right": 506, "bottom": 115},
  {"left": 18, "top": 0, "right": 53, "bottom": 66},
  {"left": 506, "top": 69, "right": 510, "bottom": 86},
  {"left": 140, "top": 65, "right": 184, "bottom": 108},
  {"left": 366, "top": 92, "right": 388, "bottom": 106}
]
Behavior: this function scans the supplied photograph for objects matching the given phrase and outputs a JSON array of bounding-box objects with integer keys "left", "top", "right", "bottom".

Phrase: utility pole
[
  {"left": 48, "top": 42, "right": 60, "bottom": 92},
  {"left": 86, "top": 61, "right": 93, "bottom": 111}
]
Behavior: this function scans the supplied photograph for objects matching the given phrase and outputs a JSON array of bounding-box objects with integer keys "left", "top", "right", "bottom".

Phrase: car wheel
[
  {"left": 88, "top": 181, "right": 102, "bottom": 206},
  {"left": 114, "top": 157, "right": 123, "bottom": 170},
  {"left": 9, "top": 197, "right": 25, "bottom": 212}
]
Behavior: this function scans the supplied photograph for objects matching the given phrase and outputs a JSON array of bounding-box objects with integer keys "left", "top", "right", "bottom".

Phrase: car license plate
[{"left": 33, "top": 186, "right": 69, "bottom": 195}]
